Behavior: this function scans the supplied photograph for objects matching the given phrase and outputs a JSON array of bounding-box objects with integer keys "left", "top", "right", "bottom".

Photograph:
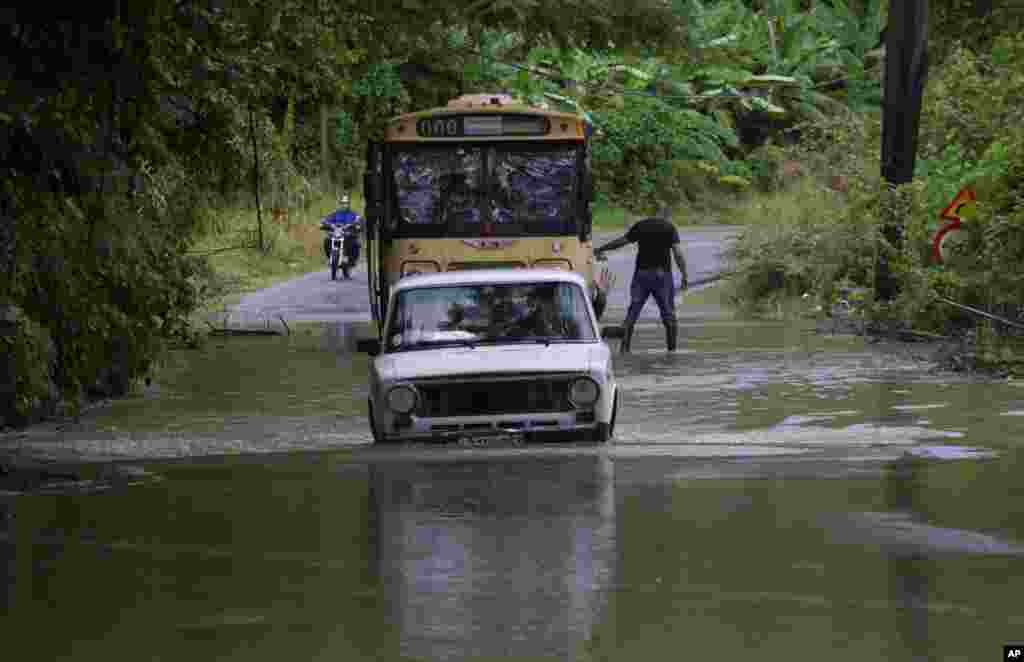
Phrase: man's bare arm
[
  {"left": 672, "top": 244, "right": 688, "bottom": 288},
  {"left": 595, "top": 235, "right": 631, "bottom": 255}
]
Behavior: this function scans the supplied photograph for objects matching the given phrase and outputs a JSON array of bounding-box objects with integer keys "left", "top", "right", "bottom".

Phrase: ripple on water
[
  {"left": 613, "top": 423, "right": 957, "bottom": 448},
  {"left": 772, "top": 412, "right": 861, "bottom": 427},
  {"left": 905, "top": 445, "right": 998, "bottom": 460},
  {"left": 891, "top": 403, "right": 950, "bottom": 411}
]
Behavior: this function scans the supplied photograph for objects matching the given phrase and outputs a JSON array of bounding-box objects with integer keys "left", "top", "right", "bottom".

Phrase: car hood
[{"left": 375, "top": 343, "right": 609, "bottom": 381}]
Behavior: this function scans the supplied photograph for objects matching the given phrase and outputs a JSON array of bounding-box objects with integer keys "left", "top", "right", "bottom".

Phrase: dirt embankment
[{"left": 820, "top": 306, "right": 1024, "bottom": 379}]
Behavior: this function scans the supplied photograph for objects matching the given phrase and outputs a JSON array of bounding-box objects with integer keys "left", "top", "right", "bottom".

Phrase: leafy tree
[{"left": 1, "top": 0, "right": 695, "bottom": 422}]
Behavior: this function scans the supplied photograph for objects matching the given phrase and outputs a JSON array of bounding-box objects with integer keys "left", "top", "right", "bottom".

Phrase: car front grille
[{"left": 414, "top": 375, "right": 578, "bottom": 417}]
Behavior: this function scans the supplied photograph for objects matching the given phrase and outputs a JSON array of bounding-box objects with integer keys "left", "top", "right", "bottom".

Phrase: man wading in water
[{"left": 594, "top": 207, "right": 687, "bottom": 353}]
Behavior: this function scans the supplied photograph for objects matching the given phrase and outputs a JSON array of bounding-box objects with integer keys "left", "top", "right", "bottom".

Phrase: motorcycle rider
[{"left": 321, "top": 194, "right": 363, "bottom": 266}]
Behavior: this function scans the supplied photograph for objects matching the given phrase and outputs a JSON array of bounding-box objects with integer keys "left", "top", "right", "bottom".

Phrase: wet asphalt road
[
  {"left": 4, "top": 227, "right": 1024, "bottom": 660},
  {"left": 223, "top": 227, "right": 740, "bottom": 327}
]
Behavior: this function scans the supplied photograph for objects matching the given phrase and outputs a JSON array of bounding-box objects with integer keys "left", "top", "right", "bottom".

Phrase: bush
[
  {"left": 724, "top": 177, "right": 880, "bottom": 313},
  {"left": 1, "top": 312, "right": 56, "bottom": 425},
  {"left": 8, "top": 179, "right": 205, "bottom": 414},
  {"left": 590, "top": 95, "right": 738, "bottom": 211},
  {"left": 726, "top": 28, "right": 1024, "bottom": 346}
]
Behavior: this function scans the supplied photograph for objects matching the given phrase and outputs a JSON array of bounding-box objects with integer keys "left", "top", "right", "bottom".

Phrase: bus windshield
[{"left": 391, "top": 143, "right": 579, "bottom": 237}]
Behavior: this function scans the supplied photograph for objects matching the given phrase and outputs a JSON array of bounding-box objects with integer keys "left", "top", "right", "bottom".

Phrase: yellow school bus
[{"left": 362, "top": 93, "right": 606, "bottom": 332}]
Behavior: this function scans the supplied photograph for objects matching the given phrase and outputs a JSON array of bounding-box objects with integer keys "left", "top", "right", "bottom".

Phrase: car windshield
[
  {"left": 386, "top": 281, "right": 596, "bottom": 351},
  {"left": 391, "top": 143, "right": 578, "bottom": 236}
]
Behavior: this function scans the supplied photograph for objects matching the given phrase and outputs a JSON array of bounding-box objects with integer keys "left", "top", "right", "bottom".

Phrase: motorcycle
[{"left": 324, "top": 224, "right": 358, "bottom": 280}]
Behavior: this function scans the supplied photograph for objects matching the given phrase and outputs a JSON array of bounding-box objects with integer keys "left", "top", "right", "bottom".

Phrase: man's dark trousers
[{"left": 622, "top": 268, "right": 677, "bottom": 352}]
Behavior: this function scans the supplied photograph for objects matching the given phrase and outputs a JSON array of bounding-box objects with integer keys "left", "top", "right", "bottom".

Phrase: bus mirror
[
  {"left": 579, "top": 170, "right": 594, "bottom": 241},
  {"left": 579, "top": 208, "right": 592, "bottom": 242},
  {"left": 582, "top": 171, "right": 594, "bottom": 203},
  {"left": 363, "top": 172, "right": 382, "bottom": 204}
]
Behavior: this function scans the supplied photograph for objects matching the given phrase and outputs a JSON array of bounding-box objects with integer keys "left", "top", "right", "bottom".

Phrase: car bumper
[{"left": 378, "top": 410, "right": 607, "bottom": 443}]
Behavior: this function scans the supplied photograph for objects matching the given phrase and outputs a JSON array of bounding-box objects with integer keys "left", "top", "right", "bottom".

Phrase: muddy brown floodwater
[{"left": 3, "top": 305, "right": 1024, "bottom": 661}]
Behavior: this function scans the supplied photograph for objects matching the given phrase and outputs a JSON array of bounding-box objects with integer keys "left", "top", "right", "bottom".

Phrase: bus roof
[{"left": 388, "top": 94, "right": 582, "bottom": 124}]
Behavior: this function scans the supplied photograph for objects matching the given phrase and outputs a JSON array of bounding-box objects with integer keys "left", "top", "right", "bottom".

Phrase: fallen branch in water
[
  {"left": 935, "top": 296, "right": 1024, "bottom": 332},
  {"left": 207, "top": 328, "right": 282, "bottom": 336},
  {"left": 185, "top": 244, "right": 254, "bottom": 257}
]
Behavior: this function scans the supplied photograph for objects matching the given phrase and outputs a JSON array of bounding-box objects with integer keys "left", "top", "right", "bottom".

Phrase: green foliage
[
  {"left": 726, "top": 22, "right": 1024, "bottom": 350},
  {"left": 914, "top": 140, "right": 1011, "bottom": 233},
  {"left": 928, "top": 1, "right": 1024, "bottom": 65},
  {"left": 8, "top": 187, "right": 204, "bottom": 405},
  {"left": 2, "top": 315, "right": 53, "bottom": 422},
  {"left": 725, "top": 177, "right": 879, "bottom": 312},
  {"left": 2, "top": 1, "right": 701, "bottom": 424},
  {"left": 332, "top": 111, "right": 357, "bottom": 149},
  {"left": 590, "top": 95, "right": 737, "bottom": 210},
  {"left": 352, "top": 63, "right": 406, "bottom": 99}
]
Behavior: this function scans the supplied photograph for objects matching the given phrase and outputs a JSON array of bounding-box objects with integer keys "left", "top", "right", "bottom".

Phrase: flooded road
[
  {"left": 4, "top": 312, "right": 1024, "bottom": 660},
  {"left": 5, "top": 237, "right": 1024, "bottom": 659}
]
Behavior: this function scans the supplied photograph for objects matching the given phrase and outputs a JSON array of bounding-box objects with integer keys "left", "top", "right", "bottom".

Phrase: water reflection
[
  {"left": 319, "top": 321, "right": 365, "bottom": 354},
  {"left": 368, "top": 455, "right": 617, "bottom": 660},
  {"left": 883, "top": 452, "right": 933, "bottom": 661}
]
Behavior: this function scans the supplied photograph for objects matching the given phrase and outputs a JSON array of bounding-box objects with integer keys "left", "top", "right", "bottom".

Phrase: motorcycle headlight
[
  {"left": 386, "top": 384, "right": 418, "bottom": 414},
  {"left": 569, "top": 377, "right": 600, "bottom": 408}
]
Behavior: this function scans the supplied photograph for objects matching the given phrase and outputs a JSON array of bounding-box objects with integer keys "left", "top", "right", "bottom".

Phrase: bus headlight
[
  {"left": 386, "top": 384, "right": 419, "bottom": 414},
  {"left": 569, "top": 377, "right": 600, "bottom": 408}
]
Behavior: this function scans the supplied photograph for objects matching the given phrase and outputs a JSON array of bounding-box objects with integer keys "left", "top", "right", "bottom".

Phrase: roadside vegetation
[
  {"left": 725, "top": 6, "right": 1024, "bottom": 375},
  {"left": 190, "top": 191, "right": 364, "bottom": 319},
  {"left": 5, "top": 0, "right": 1024, "bottom": 427}
]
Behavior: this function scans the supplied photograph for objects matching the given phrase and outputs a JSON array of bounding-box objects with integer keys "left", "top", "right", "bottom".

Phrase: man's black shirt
[{"left": 625, "top": 217, "right": 680, "bottom": 272}]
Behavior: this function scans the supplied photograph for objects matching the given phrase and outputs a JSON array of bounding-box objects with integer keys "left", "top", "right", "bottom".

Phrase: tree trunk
[
  {"left": 249, "top": 105, "right": 264, "bottom": 253},
  {"left": 881, "top": 0, "right": 929, "bottom": 186},
  {"left": 321, "top": 101, "right": 329, "bottom": 188}
]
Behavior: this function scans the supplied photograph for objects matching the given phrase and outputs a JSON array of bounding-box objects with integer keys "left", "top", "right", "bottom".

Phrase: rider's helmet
[{"left": 340, "top": 194, "right": 351, "bottom": 209}]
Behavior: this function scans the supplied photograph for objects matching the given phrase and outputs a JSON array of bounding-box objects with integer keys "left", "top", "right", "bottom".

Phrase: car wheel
[{"left": 586, "top": 389, "right": 617, "bottom": 443}]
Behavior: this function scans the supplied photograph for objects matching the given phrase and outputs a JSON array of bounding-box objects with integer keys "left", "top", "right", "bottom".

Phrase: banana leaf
[{"left": 742, "top": 96, "right": 788, "bottom": 118}]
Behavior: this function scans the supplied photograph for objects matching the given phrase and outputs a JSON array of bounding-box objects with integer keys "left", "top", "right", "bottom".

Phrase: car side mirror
[
  {"left": 356, "top": 338, "right": 381, "bottom": 356},
  {"left": 579, "top": 209, "right": 592, "bottom": 242},
  {"left": 600, "top": 325, "right": 624, "bottom": 339}
]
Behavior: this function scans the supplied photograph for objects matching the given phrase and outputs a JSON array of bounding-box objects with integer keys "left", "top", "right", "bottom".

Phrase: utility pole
[
  {"left": 321, "top": 101, "right": 329, "bottom": 191},
  {"left": 249, "top": 105, "right": 264, "bottom": 253},
  {"left": 877, "top": 0, "right": 929, "bottom": 301}
]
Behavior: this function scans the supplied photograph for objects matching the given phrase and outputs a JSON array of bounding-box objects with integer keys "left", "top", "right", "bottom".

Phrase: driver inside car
[{"left": 503, "top": 286, "right": 565, "bottom": 338}]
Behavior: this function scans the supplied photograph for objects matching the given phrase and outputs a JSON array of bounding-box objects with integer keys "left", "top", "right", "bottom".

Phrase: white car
[{"left": 358, "top": 269, "right": 620, "bottom": 444}]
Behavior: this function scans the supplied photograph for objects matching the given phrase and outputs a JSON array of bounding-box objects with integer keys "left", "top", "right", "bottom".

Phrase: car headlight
[
  {"left": 569, "top": 377, "right": 600, "bottom": 408},
  {"left": 386, "top": 384, "right": 418, "bottom": 414}
]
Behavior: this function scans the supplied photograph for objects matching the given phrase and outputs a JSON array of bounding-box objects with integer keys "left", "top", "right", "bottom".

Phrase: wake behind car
[{"left": 357, "top": 269, "right": 619, "bottom": 444}]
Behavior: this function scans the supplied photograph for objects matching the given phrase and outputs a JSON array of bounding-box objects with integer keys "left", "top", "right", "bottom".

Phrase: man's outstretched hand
[{"left": 596, "top": 266, "right": 617, "bottom": 293}]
